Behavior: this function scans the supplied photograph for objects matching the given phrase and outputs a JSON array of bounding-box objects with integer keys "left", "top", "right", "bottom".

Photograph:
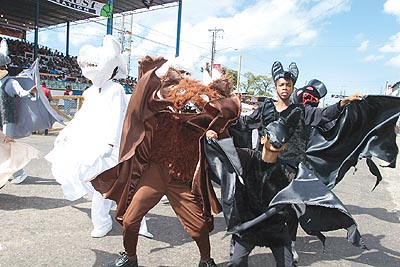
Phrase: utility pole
[
  {"left": 236, "top": 53, "right": 242, "bottom": 93},
  {"left": 116, "top": 13, "right": 133, "bottom": 76},
  {"left": 208, "top": 28, "right": 224, "bottom": 77}
]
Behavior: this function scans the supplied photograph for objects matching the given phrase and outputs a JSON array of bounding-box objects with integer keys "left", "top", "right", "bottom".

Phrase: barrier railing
[{"left": 50, "top": 95, "right": 84, "bottom": 121}]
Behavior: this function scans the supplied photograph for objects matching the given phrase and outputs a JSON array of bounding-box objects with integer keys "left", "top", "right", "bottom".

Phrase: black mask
[
  {"left": 293, "top": 79, "right": 327, "bottom": 107},
  {"left": 262, "top": 107, "right": 302, "bottom": 149}
]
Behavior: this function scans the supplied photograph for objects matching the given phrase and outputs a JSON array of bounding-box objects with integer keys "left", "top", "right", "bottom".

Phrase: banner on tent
[{"left": 47, "top": 0, "right": 109, "bottom": 16}]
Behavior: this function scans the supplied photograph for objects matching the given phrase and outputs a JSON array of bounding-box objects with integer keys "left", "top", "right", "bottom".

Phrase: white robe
[
  {"left": 0, "top": 131, "right": 41, "bottom": 188},
  {"left": 45, "top": 80, "right": 127, "bottom": 201}
]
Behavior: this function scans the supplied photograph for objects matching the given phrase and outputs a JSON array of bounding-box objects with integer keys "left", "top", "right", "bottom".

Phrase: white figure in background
[
  {"left": 45, "top": 35, "right": 152, "bottom": 238},
  {"left": 0, "top": 131, "right": 41, "bottom": 188},
  {"left": 1, "top": 39, "right": 62, "bottom": 184}
]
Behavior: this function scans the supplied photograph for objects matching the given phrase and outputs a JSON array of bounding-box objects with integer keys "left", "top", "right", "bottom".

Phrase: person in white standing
[
  {"left": 45, "top": 35, "right": 152, "bottom": 238},
  {"left": 0, "top": 131, "right": 41, "bottom": 189},
  {"left": 0, "top": 39, "right": 38, "bottom": 184}
]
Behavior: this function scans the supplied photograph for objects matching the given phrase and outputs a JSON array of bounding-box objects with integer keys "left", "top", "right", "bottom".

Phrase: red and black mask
[{"left": 293, "top": 79, "right": 327, "bottom": 107}]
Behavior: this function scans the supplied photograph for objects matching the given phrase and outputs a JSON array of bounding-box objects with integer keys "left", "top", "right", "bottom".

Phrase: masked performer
[
  {"left": 293, "top": 79, "right": 327, "bottom": 108},
  {"left": 257, "top": 62, "right": 400, "bottom": 190},
  {"left": 230, "top": 61, "right": 361, "bottom": 158},
  {"left": 290, "top": 78, "right": 400, "bottom": 189},
  {"left": 45, "top": 35, "right": 152, "bottom": 239},
  {"left": 229, "top": 61, "right": 365, "bottom": 260},
  {"left": 205, "top": 109, "right": 365, "bottom": 267},
  {"left": 91, "top": 56, "right": 241, "bottom": 267},
  {"left": 0, "top": 39, "right": 63, "bottom": 184},
  {"left": 0, "top": 131, "right": 41, "bottom": 188},
  {"left": 292, "top": 79, "right": 339, "bottom": 131},
  {"left": 230, "top": 61, "right": 400, "bottom": 262}
]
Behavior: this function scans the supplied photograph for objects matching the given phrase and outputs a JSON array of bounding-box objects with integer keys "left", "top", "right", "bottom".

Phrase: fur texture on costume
[
  {"left": 150, "top": 70, "right": 236, "bottom": 181},
  {"left": 208, "top": 75, "right": 233, "bottom": 98},
  {"left": 150, "top": 112, "right": 203, "bottom": 182},
  {"left": 166, "top": 77, "right": 228, "bottom": 113}
]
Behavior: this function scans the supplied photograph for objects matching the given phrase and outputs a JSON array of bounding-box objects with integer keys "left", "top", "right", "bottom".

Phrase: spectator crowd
[{"left": 0, "top": 36, "right": 137, "bottom": 92}]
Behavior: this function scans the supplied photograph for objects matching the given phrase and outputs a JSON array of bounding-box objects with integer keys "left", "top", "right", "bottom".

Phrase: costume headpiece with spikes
[{"left": 271, "top": 61, "right": 299, "bottom": 85}]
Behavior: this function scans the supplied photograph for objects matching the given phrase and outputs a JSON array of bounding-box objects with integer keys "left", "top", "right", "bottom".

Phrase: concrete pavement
[{"left": 0, "top": 133, "right": 399, "bottom": 267}]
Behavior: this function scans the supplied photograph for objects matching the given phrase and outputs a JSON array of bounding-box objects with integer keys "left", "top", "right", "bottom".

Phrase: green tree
[
  {"left": 241, "top": 72, "right": 274, "bottom": 96},
  {"left": 221, "top": 67, "right": 238, "bottom": 90},
  {"left": 202, "top": 65, "right": 273, "bottom": 96}
]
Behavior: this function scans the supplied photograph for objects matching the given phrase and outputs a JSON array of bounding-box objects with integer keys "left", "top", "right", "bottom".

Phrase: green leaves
[{"left": 100, "top": 4, "right": 113, "bottom": 18}]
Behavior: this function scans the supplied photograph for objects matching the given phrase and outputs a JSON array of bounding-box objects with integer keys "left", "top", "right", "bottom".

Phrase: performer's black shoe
[
  {"left": 198, "top": 258, "right": 217, "bottom": 267},
  {"left": 107, "top": 252, "right": 138, "bottom": 267}
]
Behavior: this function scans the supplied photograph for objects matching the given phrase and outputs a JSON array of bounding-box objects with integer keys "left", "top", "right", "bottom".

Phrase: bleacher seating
[{"left": 1, "top": 36, "right": 137, "bottom": 93}]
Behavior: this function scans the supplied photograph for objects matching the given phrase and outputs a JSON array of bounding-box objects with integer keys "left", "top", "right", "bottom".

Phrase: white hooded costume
[
  {"left": 45, "top": 35, "right": 151, "bottom": 238},
  {"left": 1, "top": 40, "right": 63, "bottom": 184}
]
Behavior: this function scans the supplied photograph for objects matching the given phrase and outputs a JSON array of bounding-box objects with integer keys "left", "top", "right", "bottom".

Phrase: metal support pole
[
  {"left": 107, "top": 0, "right": 114, "bottom": 35},
  {"left": 66, "top": 21, "right": 70, "bottom": 57},
  {"left": 34, "top": 0, "right": 39, "bottom": 60},
  {"left": 175, "top": 0, "right": 182, "bottom": 57}
]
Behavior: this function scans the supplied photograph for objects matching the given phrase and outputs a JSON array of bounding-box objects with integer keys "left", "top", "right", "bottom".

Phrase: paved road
[{"left": 0, "top": 134, "right": 399, "bottom": 267}]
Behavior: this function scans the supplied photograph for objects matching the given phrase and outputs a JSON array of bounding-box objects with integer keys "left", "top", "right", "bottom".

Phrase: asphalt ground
[{"left": 0, "top": 133, "right": 399, "bottom": 267}]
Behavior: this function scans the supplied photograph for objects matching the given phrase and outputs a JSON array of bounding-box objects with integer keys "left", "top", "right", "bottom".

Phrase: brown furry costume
[
  {"left": 150, "top": 75, "right": 235, "bottom": 182},
  {"left": 92, "top": 56, "right": 241, "bottom": 222},
  {"left": 91, "top": 56, "right": 240, "bottom": 262}
]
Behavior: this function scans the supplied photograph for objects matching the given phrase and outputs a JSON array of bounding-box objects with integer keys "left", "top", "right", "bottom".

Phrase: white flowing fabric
[
  {"left": 0, "top": 132, "right": 41, "bottom": 188},
  {"left": 45, "top": 80, "right": 127, "bottom": 201},
  {"left": 45, "top": 79, "right": 152, "bottom": 237}
]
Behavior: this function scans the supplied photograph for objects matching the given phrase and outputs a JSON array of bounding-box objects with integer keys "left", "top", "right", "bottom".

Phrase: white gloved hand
[{"left": 100, "top": 144, "right": 114, "bottom": 158}]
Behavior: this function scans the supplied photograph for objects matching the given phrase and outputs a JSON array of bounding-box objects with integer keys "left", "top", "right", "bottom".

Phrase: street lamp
[
  {"left": 237, "top": 53, "right": 242, "bottom": 93},
  {"left": 216, "top": 46, "right": 242, "bottom": 93},
  {"left": 214, "top": 47, "right": 242, "bottom": 93}
]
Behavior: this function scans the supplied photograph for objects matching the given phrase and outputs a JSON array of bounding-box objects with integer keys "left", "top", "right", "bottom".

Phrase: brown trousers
[{"left": 122, "top": 162, "right": 213, "bottom": 260}]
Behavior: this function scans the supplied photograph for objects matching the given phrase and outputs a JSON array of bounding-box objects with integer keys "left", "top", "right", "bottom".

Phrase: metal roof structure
[{"left": 0, "top": 0, "right": 178, "bottom": 31}]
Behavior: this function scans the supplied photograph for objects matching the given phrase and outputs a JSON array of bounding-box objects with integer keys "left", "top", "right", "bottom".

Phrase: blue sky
[{"left": 24, "top": 0, "right": 400, "bottom": 104}]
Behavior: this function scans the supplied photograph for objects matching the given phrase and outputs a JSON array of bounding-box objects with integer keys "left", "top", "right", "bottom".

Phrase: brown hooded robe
[{"left": 91, "top": 56, "right": 241, "bottom": 225}]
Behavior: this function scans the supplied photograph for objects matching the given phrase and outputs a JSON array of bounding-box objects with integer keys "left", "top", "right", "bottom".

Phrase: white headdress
[
  {"left": 0, "top": 39, "right": 11, "bottom": 66},
  {"left": 77, "top": 35, "right": 128, "bottom": 87}
]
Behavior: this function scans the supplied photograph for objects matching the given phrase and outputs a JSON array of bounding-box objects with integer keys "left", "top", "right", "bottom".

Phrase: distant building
[
  {"left": 386, "top": 81, "right": 400, "bottom": 134},
  {"left": 385, "top": 81, "right": 400, "bottom": 96}
]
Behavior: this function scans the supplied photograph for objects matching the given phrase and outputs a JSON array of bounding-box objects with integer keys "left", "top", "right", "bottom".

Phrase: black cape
[
  {"left": 204, "top": 137, "right": 365, "bottom": 248},
  {"left": 306, "top": 95, "right": 400, "bottom": 189},
  {"left": 230, "top": 95, "right": 400, "bottom": 189}
]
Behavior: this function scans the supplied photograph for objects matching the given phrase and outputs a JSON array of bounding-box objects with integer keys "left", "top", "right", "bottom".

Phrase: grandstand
[
  {"left": 0, "top": 0, "right": 179, "bottom": 92},
  {"left": 0, "top": 1, "right": 179, "bottom": 31},
  {"left": 1, "top": 0, "right": 179, "bottom": 121}
]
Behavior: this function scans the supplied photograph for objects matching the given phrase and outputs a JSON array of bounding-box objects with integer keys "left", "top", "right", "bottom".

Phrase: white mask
[{"left": 77, "top": 35, "right": 127, "bottom": 88}]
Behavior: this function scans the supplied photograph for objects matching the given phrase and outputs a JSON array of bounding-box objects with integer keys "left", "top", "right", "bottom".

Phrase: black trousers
[
  {"left": 227, "top": 237, "right": 294, "bottom": 267},
  {"left": 287, "top": 208, "right": 299, "bottom": 241}
]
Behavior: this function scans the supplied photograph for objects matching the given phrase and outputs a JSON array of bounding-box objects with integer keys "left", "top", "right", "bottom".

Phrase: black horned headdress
[{"left": 271, "top": 61, "right": 299, "bottom": 85}]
